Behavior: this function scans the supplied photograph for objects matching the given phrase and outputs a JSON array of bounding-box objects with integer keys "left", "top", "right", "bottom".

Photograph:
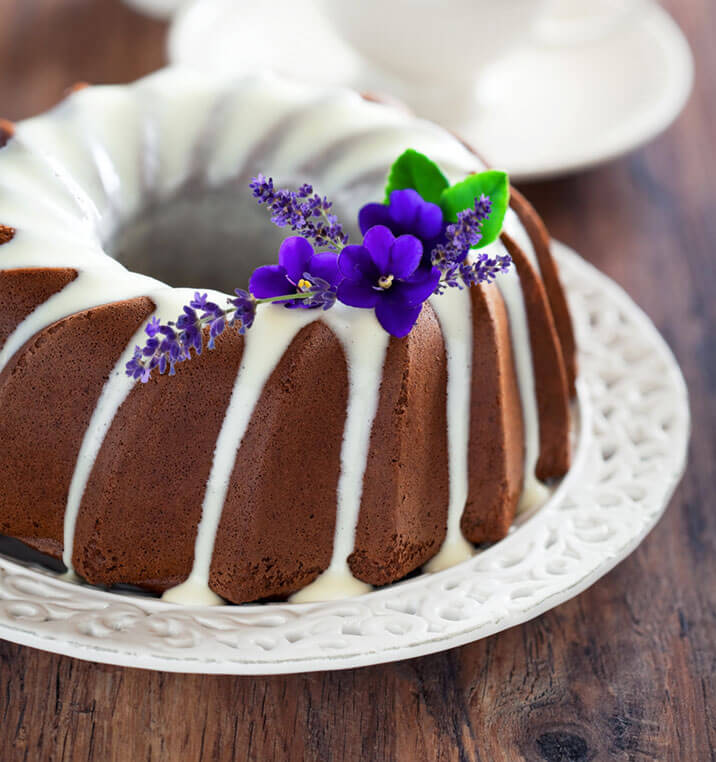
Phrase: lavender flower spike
[
  {"left": 431, "top": 194, "right": 493, "bottom": 268},
  {"left": 250, "top": 174, "right": 348, "bottom": 251}
]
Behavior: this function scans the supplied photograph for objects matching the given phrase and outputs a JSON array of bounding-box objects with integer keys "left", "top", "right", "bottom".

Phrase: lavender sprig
[
  {"left": 125, "top": 284, "right": 333, "bottom": 383},
  {"left": 428, "top": 194, "right": 512, "bottom": 292},
  {"left": 430, "top": 194, "right": 492, "bottom": 268},
  {"left": 434, "top": 252, "right": 513, "bottom": 295},
  {"left": 250, "top": 174, "right": 348, "bottom": 251}
]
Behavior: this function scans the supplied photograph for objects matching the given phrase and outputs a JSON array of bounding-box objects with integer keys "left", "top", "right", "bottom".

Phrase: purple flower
[
  {"left": 249, "top": 236, "right": 340, "bottom": 309},
  {"left": 336, "top": 225, "right": 440, "bottom": 337},
  {"left": 359, "top": 189, "right": 445, "bottom": 263},
  {"left": 250, "top": 175, "right": 348, "bottom": 250}
]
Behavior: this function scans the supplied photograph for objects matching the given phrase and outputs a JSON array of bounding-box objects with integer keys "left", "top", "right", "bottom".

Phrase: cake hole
[{"left": 107, "top": 184, "right": 289, "bottom": 294}]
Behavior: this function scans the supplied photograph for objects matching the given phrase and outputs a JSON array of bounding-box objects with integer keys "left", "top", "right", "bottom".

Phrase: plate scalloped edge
[{"left": 0, "top": 242, "right": 690, "bottom": 674}]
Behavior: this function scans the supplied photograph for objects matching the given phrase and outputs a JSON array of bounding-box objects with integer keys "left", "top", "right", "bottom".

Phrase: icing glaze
[
  {"left": 290, "top": 309, "right": 389, "bottom": 603},
  {"left": 0, "top": 68, "right": 556, "bottom": 604},
  {"left": 424, "top": 288, "right": 475, "bottom": 572}
]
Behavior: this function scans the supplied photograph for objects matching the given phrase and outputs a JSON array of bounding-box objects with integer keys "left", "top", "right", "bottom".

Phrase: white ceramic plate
[
  {"left": 166, "top": 0, "right": 693, "bottom": 181},
  {"left": 0, "top": 243, "right": 689, "bottom": 674}
]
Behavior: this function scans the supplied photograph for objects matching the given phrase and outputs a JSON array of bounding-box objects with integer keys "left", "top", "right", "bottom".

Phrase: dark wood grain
[{"left": 0, "top": 1, "right": 713, "bottom": 760}]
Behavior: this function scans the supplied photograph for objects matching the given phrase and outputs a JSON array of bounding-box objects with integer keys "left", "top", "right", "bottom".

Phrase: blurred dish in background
[
  {"left": 123, "top": 0, "right": 188, "bottom": 20},
  {"left": 162, "top": 0, "right": 692, "bottom": 181}
]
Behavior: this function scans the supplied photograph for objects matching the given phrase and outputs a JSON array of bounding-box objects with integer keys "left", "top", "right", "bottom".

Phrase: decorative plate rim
[{"left": 0, "top": 242, "right": 690, "bottom": 674}]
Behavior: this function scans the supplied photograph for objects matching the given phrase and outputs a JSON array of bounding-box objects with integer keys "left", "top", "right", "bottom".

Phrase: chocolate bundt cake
[{"left": 0, "top": 69, "right": 576, "bottom": 605}]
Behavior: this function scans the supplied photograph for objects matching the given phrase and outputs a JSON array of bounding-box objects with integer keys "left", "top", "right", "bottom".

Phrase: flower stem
[{"left": 257, "top": 291, "right": 320, "bottom": 304}]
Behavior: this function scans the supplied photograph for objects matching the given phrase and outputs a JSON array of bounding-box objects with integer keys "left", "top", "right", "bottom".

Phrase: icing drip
[
  {"left": 492, "top": 241, "right": 549, "bottom": 512},
  {"left": 0, "top": 268, "right": 162, "bottom": 375},
  {"left": 290, "top": 309, "right": 389, "bottom": 603},
  {"left": 162, "top": 303, "right": 321, "bottom": 605},
  {"left": 62, "top": 288, "right": 202, "bottom": 572},
  {"left": 424, "top": 288, "right": 475, "bottom": 572},
  {"left": 503, "top": 207, "right": 540, "bottom": 273}
]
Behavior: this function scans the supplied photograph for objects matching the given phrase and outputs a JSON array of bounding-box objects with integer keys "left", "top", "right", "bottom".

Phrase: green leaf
[
  {"left": 384, "top": 149, "right": 450, "bottom": 205},
  {"left": 439, "top": 171, "right": 510, "bottom": 248}
]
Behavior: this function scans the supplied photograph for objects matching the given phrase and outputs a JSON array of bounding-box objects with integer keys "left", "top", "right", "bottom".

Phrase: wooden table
[{"left": 0, "top": 1, "right": 713, "bottom": 759}]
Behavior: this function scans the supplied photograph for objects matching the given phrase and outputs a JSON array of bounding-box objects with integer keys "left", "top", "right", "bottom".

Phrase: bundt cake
[{"left": 0, "top": 69, "right": 576, "bottom": 605}]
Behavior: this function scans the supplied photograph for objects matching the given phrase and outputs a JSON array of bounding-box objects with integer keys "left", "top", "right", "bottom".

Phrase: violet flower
[
  {"left": 336, "top": 225, "right": 440, "bottom": 337},
  {"left": 359, "top": 189, "right": 445, "bottom": 264},
  {"left": 249, "top": 236, "right": 340, "bottom": 309}
]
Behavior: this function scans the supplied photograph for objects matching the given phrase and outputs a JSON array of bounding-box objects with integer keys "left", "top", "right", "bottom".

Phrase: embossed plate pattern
[{"left": 0, "top": 243, "right": 690, "bottom": 674}]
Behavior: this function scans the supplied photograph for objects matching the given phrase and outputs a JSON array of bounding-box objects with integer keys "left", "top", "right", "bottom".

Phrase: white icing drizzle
[
  {"left": 424, "top": 288, "right": 475, "bottom": 572},
  {"left": 62, "top": 288, "right": 203, "bottom": 571},
  {"left": 0, "top": 140, "right": 98, "bottom": 237},
  {"left": 63, "top": 87, "right": 147, "bottom": 237},
  {"left": 290, "top": 309, "right": 389, "bottom": 603},
  {"left": 0, "top": 268, "right": 162, "bottom": 375},
  {"left": 16, "top": 110, "right": 108, "bottom": 226},
  {"left": 136, "top": 68, "right": 224, "bottom": 199},
  {"left": 503, "top": 207, "right": 540, "bottom": 273},
  {"left": 162, "top": 303, "right": 321, "bottom": 605},
  {"left": 491, "top": 240, "right": 550, "bottom": 511}
]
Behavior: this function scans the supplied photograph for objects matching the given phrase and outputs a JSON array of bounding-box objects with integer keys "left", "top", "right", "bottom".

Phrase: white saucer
[
  {"left": 123, "top": 0, "right": 188, "bottom": 20},
  {"left": 166, "top": 0, "right": 693, "bottom": 181},
  {"left": 0, "top": 244, "right": 689, "bottom": 674},
  {"left": 468, "top": 1, "right": 694, "bottom": 179}
]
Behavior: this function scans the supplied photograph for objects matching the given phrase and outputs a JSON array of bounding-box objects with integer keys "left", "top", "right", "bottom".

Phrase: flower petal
[
  {"left": 338, "top": 245, "right": 379, "bottom": 281},
  {"left": 375, "top": 299, "right": 422, "bottom": 338},
  {"left": 358, "top": 202, "right": 392, "bottom": 235},
  {"left": 388, "top": 189, "right": 421, "bottom": 228},
  {"left": 362, "top": 225, "right": 394, "bottom": 273},
  {"left": 392, "top": 265, "right": 441, "bottom": 305},
  {"left": 336, "top": 280, "right": 379, "bottom": 308},
  {"left": 278, "top": 236, "right": 314, "bottom": 283},
  {"left": 388, "top": 234, "right": 423, "bottom": 279},
  {"left": 415, "top": 201, "right": 444, "bottom": 240},
  {"left": 249, "top": 265, "right": 294, "bottom": 298},
  {"left": 308, "top": 252, "right": 340, "bottom": 288}
]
